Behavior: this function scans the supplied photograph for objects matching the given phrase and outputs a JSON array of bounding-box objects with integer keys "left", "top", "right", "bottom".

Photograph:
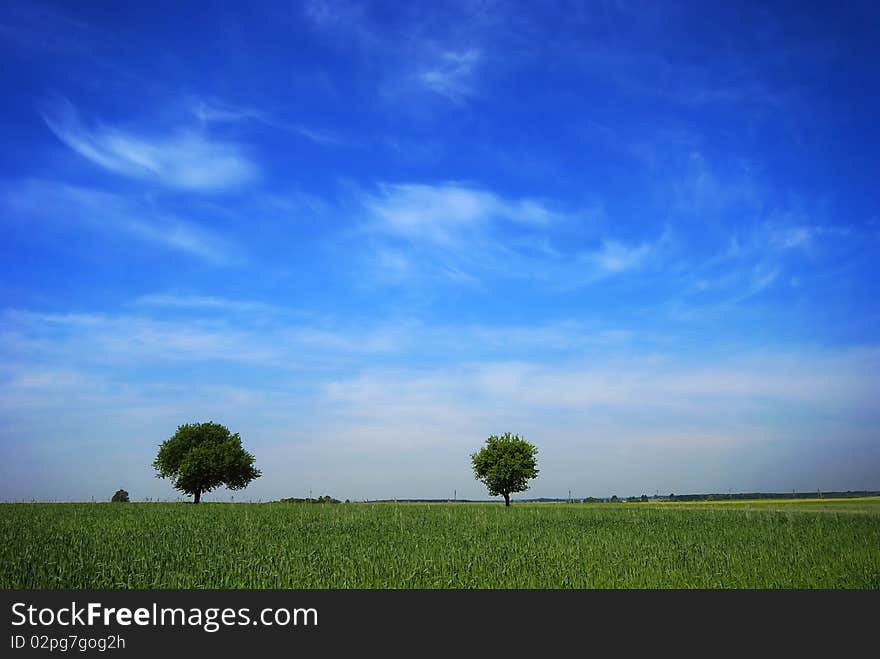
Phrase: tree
[
  {"left": 471, "top": 432, "right": 539, "bottom": 507},
  {"left": 111, "top": 489, "right": 130, "bottom": 502},
  {"left": 152, "top": 422, "right": 261, "bottom": 504}
]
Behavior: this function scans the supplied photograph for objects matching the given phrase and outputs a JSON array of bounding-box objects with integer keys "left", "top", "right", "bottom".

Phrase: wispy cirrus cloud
[
  {"left": 40, "top": 97, "right": 258, "bottom": 191},
  {"left": 189, "top": 100, "right": 262, "bottom": 124},
  {"left": 188, "top": 97, "right": 344, "bottom": 146},
  {"left": 4, "top": 302, "right": 878, "bottom": 499},
  {"left": 353, "top": 161, "right": 858, "bottom": 300},
  {"left": 133, "top": 294, "right": 276, "bottom": 315},
  {"left": 323, "top": 347, "right": 880, "bottom": 424},
  {"left": 362, "top": 182, "right": 557, "bottom": 245},
  {"left": 587, "top": 240, "right": 653, "bottom": 274},
  {"left": 0, "top": 2, "right": 92, "bottom": 53},
  {"left": 8, "top": 304, "right": 878, "bottom": 420},
  {"left": 0, "top": 309, "right": 283, "bottom": 367},
  {"left": 417, "top": 49, "right": 481, "bottom": 103},
  {"left": 303, "top": 0, "right": 375, "bottom": 44},
  {"left": 353, "top": 180, "right": 662, "bottom": 288},
  {"left": 1, "top": 179, "right": 237, "bottom": 264},
  {"left": 671, "top": 151, "right": 762, "bottom": 217},
  {"left": 303, "top": 1, "right": 490, "bottom": 107},
  {"left": 765, "top": 221, "right": 853, "bottom": 253},
  {"left": 0, "top": 307, "right": 421, "bottom": 376}
]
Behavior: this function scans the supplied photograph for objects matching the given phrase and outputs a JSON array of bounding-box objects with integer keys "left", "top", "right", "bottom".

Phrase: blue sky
[{"left": 1, "top": 0, "right": 878, "bottom": 501}]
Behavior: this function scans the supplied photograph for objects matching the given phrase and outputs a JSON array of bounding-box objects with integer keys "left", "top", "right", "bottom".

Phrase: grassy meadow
[{"left": 1, "top": 499, "right": 878, "bottom": 589}]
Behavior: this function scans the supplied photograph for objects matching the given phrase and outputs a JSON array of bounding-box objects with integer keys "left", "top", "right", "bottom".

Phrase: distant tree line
[
  {"left": 655, "top": 490, "right": 880, "bottom": 502},
  {"left": 279, "top": 495, "right": 342, "bottom": 504},
  {"left": 580, "top": 490, "right": 880, "bottom": 503}
]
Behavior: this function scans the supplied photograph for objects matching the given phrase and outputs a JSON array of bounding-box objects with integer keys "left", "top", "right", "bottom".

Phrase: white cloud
[
  {"left": 354, "top": 181, "right": 665, "bottom": 288},
  {"left": 4, "top": 305, "right": 878, "bottom": 499},
  {"left": 365, "top": 183, "right": 493, "bottom": 244},
  {"left": 363, "top": 182, "right": 558, "bottom": 245},
  {"left": 322, "top": 347, "right": 880, "bottom": 429},
  {"left": 303, "top": 2, "right": 487, "bottom": 107},
  {"left": 1, "top": 310, "right": 281, "bottom": 366},
  {"left": 765, "top": 222, "right": 853, "bottom": 253},
  {"left": 13, "top": 303, "right": 869, "bottom": 423},
  {"left": 304, "top": 0, "right": 371, "bottom": 38},
  {"left": 0, "top": 2, "right": 92, "bottom": 53},
  {"left": 134, "top": 294, "right": 276, "bottom": 315},
  {"left": 189, "top": 100, "right": 261, "bottom": 124},
  {"left": 0, "top": 307, "right": 417, "bottom": 372},
  {"left": 676, "top": 209, "right": 861, "bottom": 311},
  {"left": 1, "top": 180, "right": 236, "bottom": 263},
  {"left": 41, "top": 98, "right": 258, "bottom": 191},
  {"left": 586, "top": 239, "right": 652, "bottom": 274},
  {"left": 286, "top": 124, "right": 344, "bottom": 146},
  {"left": 188, "top": 97, "right": 344, "bottom": 146},
  {"left": 417, "top": 49, "right": 481, "bottom": 103},
  {"left": 772, "top": 226, "right": 812, "bottom": 250},
  {"left": 672, "top": 151, "right": 761, "bottom": 216}
]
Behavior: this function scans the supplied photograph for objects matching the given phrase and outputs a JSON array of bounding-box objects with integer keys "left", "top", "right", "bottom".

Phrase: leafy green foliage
[
  {"left": 111, "top": 489, "right": 129, "bottom": 503},
  {"left": 152, "top": 422, "right": 261, "bottom": 503},
  {"left": 471, "top": 432, "right": 539, "bottom": 506}
]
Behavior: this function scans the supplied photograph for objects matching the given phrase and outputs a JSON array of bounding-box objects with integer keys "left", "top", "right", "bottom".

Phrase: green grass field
[{"left": 2, "top": 499, "right": 878, "bottom": 589}]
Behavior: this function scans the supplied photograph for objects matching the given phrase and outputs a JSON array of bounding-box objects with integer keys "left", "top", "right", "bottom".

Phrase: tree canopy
[
  {"left": 111, "top": 489, "right": 129, "bottom": 503},
  {"left": 152, "top": 422, "right": 261, "bottom": 503},
  {"left": 471, "top": 432, "right": 539, "bottom": 506}
]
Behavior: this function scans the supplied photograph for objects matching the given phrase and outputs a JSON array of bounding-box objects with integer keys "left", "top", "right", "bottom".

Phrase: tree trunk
[
  {"left": 194, "top": 489, "right": 201, "bottom": 504},
  {"left": 503, "top": 492, "right": 510, "bottom": 507}
]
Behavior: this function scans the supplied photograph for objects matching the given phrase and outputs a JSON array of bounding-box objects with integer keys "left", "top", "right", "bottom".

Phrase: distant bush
[
  {"left": 279, "top": 495, "right": 340, "bottom": 504},
  {"left": 111, "top": 489, "right": 130, "bottom": 503}
]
